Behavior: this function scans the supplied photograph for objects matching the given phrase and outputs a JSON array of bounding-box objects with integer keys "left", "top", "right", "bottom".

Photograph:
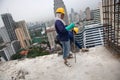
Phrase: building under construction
[{"left": 102, "top": 0, "right": 120, "bottom": 53}]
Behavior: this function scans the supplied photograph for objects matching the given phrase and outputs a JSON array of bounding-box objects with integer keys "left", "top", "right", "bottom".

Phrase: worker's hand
[{"left": 65, "top": 23, "right": 75, "bottom": 31}]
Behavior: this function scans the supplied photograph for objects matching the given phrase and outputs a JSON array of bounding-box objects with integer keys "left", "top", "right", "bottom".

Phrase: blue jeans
[
  {"left": 69, "top": 31, "right": 82, "bottom": 49},
  {"left": 61, "top": 40, "right": 70, "bottom": 59},
  {"left": 70, "top": 37, "right": 82, "bottom": 49}
]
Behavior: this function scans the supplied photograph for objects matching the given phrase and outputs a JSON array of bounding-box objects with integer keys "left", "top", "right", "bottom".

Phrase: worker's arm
[{"left": 55, "top": 20, "right": 68, "bottom": 33}]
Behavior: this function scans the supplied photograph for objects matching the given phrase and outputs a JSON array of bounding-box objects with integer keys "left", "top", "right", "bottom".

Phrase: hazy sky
[{"left": 0, "top": 0, "right": 101, "bottom": 27}]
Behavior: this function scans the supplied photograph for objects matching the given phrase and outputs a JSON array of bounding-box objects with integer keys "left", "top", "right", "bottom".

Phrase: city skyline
[{"left": 0, "top": 0, "right": 101, "bottom": 27}]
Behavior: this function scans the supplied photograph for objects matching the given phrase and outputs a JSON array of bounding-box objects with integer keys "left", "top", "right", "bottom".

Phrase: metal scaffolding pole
[{"left": 102, "top": 0, "right": 120, "bottom": 53}]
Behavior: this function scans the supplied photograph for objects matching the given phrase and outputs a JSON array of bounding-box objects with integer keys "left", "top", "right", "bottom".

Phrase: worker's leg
[
  {"left": 69, "top": 34, "right": 82, "bottom": 49},
  {"left": 61, "top": 40, "right": 70, "bottom": 61},
  {"left": 75, "top": 41, "right": 82, "bottom": 49},
  {"left": 69, "top": 32, "right": 89, "bottom": 52},
  {"left": 73, "top": 40, "right": 89, "bottom": 52}
]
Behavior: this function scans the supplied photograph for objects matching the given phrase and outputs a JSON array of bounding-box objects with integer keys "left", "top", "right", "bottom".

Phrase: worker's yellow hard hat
[
  {"left": 56, "top": 7, "right": 65, "bottom": 14},
  {"left": 73, "top": 27, "right": 79, "bottom": 34}
]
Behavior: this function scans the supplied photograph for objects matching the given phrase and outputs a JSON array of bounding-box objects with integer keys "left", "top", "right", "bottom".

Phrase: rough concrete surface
[{"left": 0, "top": 46, "right": 120, "bottom": 80}]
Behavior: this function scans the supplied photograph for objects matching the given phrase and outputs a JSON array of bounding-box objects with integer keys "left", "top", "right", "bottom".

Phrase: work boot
[
  {"left": 68, "top": 52, "right": 73, "bottom": 59},
  {"left": 81, "top": 48, "right": 89, "bottom": 52}
]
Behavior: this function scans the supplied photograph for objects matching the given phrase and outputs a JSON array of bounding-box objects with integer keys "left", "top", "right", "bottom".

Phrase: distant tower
[
  {"left": 1, "top": 13, "right": 17, "bottom": 41},
  {"left": 85, "top": 7, "right": 91, "bottom": 20},
  {"left": 70, "top": 8, "right": 75, "bottom": 22},
  {"left": 54, "top": 0, "right": 69, "bottom": 25},
  {"left": 79, "top": 10, "right": 84, "bottom": 20},
  {"left": 0, "top": 27, "right": 11, "bottom": 43},
  {"left": 91, "top": 9, "right": 101, "bottom": 24},
  {"left": 15, "top": 20, "right": 31, "bottom": 48},
  {"left": 99, "top": 2, "right": 103, "bottom": 24}
]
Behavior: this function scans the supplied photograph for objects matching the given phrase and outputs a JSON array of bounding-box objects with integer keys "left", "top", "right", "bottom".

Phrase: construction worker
[
  {"left": 55, "top": 7, "right": 72, "bottom": 67},
  {"left": 55, "top": 27, "right": 89, "bottom": 54},
  {"left": 70, "top": 27, "right": 89, "bottom": 52}
]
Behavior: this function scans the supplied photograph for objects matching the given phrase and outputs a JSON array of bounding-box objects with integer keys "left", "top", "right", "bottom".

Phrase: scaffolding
[{"left": 102, "top": 0, "right": 120, "bottom": 53}]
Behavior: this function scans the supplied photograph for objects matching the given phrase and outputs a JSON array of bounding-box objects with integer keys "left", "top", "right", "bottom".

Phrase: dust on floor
[{"left": 0, "top": 46, "right": 120, "bottom": 80}]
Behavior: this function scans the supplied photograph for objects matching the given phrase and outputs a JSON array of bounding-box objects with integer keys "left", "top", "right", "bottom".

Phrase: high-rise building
[
  {"left": 11, "top": 40, "right": 21, "bottom": 53},
  {"left": 85, "top": 7, "right": 91, "bottom": 20},
  {"left": 99, "top": 2, "right": 103, "bottom": 24},
  {"left": 15, "top": 21, "right": 31, "bottom": 48},
  {"left": 0, "top": 50, "right": 8, "bottom": 61},
  {"left": 1, "top": 13, "right": 17, "bottom": 41},
  {"left": 0, "top": 41, "right": 21, "bottom": 61},
  {"left": 79, "top": 10, "right": 83, "bottom": 21},
  {"left": 70, "top": 8, "right": 75, "bottom": 22},
  {"left": 0, "top": 27, "right": 10, "bottom": 43},
  {"left": 69, "top": 14, "right": 72, "bottom": 23},
  {"left": 74, "top": 12, "right": 80, "bottom": 23},
  {"left": 91, "top": 9, "right": 101, "bottom": 24},
  {"left": 54, "top": 0, "right": 69, "bottom": 25},
  {"left": 69, "top": 8, "right": 80, "bottom": 23},
  {"left": 0, "top": 36, "right": 3, "bottom": 44},
  {"left": 0, "top": 43, "right": 15, "bottom": 61}
]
